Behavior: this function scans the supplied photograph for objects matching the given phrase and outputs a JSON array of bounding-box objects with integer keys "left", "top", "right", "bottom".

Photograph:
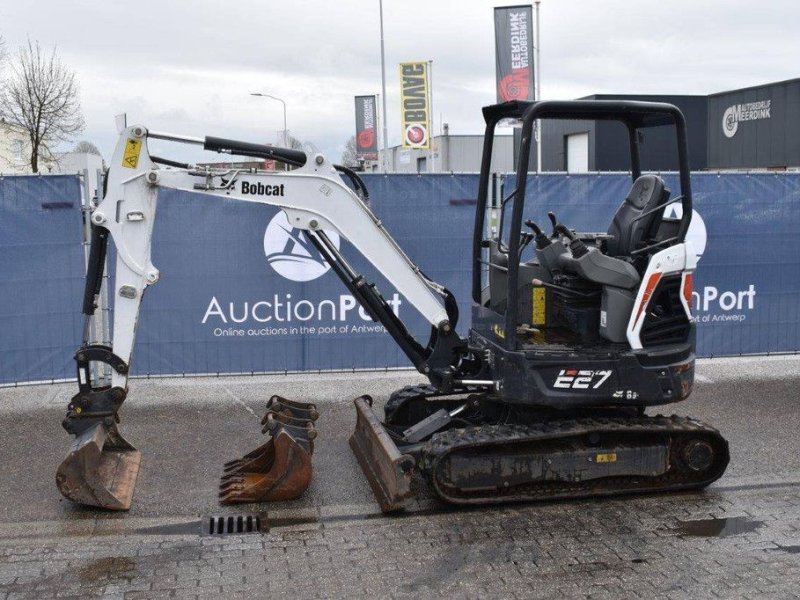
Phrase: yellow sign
[
  {"left": 492, "top": 324, "right": 506, "bottom": 340},
  {"left": 122, "top": 138, "right": 142, "bottom": 169},
  {"left": 595, "top": 453, "right": 618, "bottom": 464},
  {"left": 399, "top": 62, "right": 431, "bottom": 149},
  {"left": 532, "top": 286, "right": 546, "bottom": 326}
]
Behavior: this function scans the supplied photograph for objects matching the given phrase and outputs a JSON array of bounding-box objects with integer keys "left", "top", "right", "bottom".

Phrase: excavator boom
[{"left": 58, "top": 120, "right": 470, "bottom": 510}]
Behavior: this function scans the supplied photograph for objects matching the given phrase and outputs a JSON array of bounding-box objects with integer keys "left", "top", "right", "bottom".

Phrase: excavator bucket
[
  {"left": 55, "top": 422, "right": 141, "bottom": 511},
  {"left": 219, "top": 396, "right": 318, "bottom": 504},
  {"left": 349, "top": 395, "right": 415, "bottom": 512}
]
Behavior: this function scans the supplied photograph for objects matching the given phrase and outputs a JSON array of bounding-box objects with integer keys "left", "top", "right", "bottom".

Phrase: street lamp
[{"left": 250, "top": 92, "right": 288, "bottom": 148}]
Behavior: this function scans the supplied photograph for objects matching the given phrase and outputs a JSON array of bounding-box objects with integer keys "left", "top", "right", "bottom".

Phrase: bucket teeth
[
  {"left": 55, "top": 422, "right": 141, "bottom": 511},
  {"left": 219, "top": 397, "right": 317, "bottom": 504}
]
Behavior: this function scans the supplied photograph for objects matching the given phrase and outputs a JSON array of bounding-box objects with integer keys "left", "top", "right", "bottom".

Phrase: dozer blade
[
  {"left": 55, "top": 422, "right": 141, "bottom": 511},
  {"left": 219, "top": 429, "right": 312, "bottom": 504},
  {"left": 349, "top": 395, "right": 415, "bottom": 513}
]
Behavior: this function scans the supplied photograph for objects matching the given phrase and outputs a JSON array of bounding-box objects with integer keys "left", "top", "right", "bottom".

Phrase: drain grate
[{"left": 204, "top": 514, "right": 262, "bottom": 536}]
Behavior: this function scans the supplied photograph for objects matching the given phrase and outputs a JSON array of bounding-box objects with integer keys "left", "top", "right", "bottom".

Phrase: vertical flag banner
[
  {"left": 354, "top": 95, "right": 379, "bottom": 160},
  {"left": 494, "top": 5, "right": 535, "bottom": 102},
  {"left": 399, "top": 62, "right": 431, "bottom": 149}
]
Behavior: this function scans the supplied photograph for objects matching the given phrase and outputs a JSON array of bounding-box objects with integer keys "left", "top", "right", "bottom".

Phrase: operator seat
[{"left": 605, "top": 174, "right": 669, "bottom": 258}]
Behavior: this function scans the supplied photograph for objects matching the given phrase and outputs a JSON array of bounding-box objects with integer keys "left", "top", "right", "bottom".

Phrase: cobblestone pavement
[{"left": 1, "top": 482, "right": 799, "bottom": 599}]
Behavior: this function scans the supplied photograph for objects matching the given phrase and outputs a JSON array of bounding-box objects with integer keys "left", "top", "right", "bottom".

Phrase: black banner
[
  {"left": 494, "top": 5, "right": 535, "bottom": 103},
  {"left": 354, "top": 95, "right": 378, "bottom": 160}
]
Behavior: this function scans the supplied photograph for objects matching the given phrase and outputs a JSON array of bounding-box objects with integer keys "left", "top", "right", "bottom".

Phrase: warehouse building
[{"left": 540, "top": 78, "right": 800, "bottom": 172}]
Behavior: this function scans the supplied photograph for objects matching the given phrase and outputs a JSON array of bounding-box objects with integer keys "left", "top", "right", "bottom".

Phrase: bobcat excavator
[{"left": 57, "top": 100, "right": 729, "bottom": 512}]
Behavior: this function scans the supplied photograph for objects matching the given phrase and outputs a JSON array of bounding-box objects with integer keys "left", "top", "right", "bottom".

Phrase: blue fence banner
[
  {"left": 130, "top": 174, "right": 480, "bottom": 375},
  {"left": 502, "top": 173, "right": 800, "bottom": 357},
  {"left": 3, "top": 172, "right": 800, "bottom": 385},
  {"left": 0, "top": 175, "right": 84, "bottom": 384}
]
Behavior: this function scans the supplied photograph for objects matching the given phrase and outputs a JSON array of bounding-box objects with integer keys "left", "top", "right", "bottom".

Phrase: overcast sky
[{"left": 1, "top": 0, "right": 798, "bottom": 163}]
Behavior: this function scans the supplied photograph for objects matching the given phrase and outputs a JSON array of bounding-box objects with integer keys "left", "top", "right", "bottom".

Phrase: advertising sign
[
  {"left": 354, "top": 95, "right": 378, "bottom": 160},
  {"left": 494, "top": 5, "right": 535, "bottom": 103},
  {"left": 399, "top": 62, "right": 431, "bottom": 149}
]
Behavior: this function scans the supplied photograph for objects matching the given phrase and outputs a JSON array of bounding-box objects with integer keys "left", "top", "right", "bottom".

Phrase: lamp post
[
  {"left": 250, "top": 92, "right": 288, "bottom": 148},
  {"left": 379, "top": 0, "right": 389, "bottom": 173}
]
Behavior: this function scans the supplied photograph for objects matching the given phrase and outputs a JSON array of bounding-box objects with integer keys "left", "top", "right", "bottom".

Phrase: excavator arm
[{"left": 57, "top": 121, "right": 473, "bottom": 510}]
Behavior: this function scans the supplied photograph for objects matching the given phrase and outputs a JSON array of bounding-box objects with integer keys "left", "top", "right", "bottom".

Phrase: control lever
[
  {"left": 554, "top": 224, "right": 590, "bottom": 258},
  {"left": 525, "top": 219, "right": 552, "bottom": 249},
  {"left": 519, "top": 231, "right": 535, "bottom": 254},
  {"left": 547, "top": 212, "right": 558, "bottom": 236}
]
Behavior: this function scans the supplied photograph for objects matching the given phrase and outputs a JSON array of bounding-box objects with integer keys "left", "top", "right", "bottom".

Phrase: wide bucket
[{"left": 55, "top": 422, "right": 141, "bottom": 511}]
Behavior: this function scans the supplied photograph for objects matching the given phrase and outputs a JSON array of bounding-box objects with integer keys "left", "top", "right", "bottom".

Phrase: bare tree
[
  {"left": 340, "top": 135, "right": 358, "bottom": 168},
  {"left": 74, "top": 140, "right": 101, "bottom": 155},
  {"left": 0, "top": 39, "right": 84, "bottom": 173}
]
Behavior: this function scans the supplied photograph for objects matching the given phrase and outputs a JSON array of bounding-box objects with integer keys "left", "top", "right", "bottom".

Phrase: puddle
[
  {"left": 78, "top": 556, "right": 137, "bottom": 584},
  {"left": 673, "top": 516, "right": 763, "bottom": 538}
]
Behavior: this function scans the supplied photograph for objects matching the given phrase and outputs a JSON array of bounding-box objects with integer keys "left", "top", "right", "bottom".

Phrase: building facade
[
  {"left": 540, "top": 79, "right": 800, "bottom": 172},
  {"left": 707, "top": 79, "right": 800, "bottom": 170},
  {"left": 0, "top": 119, "right": 31, "bottom": 174},
  {"left": 378, "top": 125, "right": 515, "bottom": 173}
]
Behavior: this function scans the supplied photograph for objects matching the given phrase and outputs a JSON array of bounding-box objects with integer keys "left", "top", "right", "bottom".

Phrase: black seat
[{"left": 606, "top": 175, "right": 669, "bottom": 257}]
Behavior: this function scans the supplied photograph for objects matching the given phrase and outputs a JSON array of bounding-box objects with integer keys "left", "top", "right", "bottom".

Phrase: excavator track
[
  {"left": 384, "top": 383, "right": 483, "bottom": 424},
  {"left": 420, "top": 415, "right": 729, "bottom": 505}
]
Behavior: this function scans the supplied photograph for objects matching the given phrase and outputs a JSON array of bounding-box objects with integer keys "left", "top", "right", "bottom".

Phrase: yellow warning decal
[
  {"left": 532, "top": 286, "right": 546, "bottom": 326},
  {"left": 122, "top": 138, "right": 142, "bottom": 169},
  {"left": 492, "top": 324, "right": 506, "bottom": 339},
  {"left": 595, "top": 453, "right": 617, "bottom": 463}
]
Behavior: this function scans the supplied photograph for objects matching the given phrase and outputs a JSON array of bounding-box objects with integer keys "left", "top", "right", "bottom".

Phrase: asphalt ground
[
  {"left": 1, "top": 355, "right": 799, "bottom": 598},
  {"left": 1, "top": 356, "right": 799, "bottom": 523}
]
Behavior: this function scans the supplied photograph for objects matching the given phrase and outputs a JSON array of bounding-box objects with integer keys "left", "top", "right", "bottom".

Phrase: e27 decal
[{"left": 553, "top": 369, "right": 612, "bottom": 390}]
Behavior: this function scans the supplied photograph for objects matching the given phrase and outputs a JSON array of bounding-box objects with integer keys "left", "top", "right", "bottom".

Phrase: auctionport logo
[{"left": 263, "top": 212, "right": 340, "bottom": 282}]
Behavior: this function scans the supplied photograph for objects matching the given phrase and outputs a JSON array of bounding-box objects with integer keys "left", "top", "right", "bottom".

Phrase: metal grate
[{"left": 205, "top": 514, "right": 262, "bottom": 535}]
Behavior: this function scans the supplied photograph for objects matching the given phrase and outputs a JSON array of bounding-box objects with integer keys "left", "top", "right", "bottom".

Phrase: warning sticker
[
  {"left": 532, "top": 286, "right": 546, "bottom": 326},
  {"left": 595, "top": 453, "right": 617, "bottom": 463},
  {"left": 122, "top": 138, "right": 142, "bottom": 169}
]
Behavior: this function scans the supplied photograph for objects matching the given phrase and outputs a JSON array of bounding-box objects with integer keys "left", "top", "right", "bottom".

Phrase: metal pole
[
  {"left": 379, "top": 0, "right": 390, "bottom": 173},
  {"left": 250, "top": 92, "right": 288, "bottom": 147},
  {"left": 428, "top": 60, "right": 434, "bottom": 173},
  {"left": 535, "top": 1, "right": 542, "bottom": 173}
]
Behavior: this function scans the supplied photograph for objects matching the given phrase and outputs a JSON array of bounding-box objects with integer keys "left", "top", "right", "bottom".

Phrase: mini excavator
[{"left": 57, "top": 100, "right": 729, "bottom": 511}]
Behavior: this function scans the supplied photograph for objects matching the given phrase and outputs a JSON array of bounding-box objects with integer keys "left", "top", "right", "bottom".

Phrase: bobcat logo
[{"left": 263, "top": 212, "right": 340, "bottom": 282}]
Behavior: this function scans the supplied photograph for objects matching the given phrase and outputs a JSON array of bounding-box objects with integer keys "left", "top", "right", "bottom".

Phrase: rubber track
[{"left": 420, "top": 415, "right": 730, "bottom": 505}]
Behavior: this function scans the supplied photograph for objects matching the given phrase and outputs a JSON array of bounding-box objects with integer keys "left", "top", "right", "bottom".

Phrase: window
[{"left": 12, "top": 140, "right": 23, "bottom": 161}]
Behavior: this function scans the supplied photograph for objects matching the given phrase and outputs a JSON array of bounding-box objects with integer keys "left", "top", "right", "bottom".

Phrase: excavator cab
[{"left": 470, "top": 100, "right": 699, "bottom": 408}]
